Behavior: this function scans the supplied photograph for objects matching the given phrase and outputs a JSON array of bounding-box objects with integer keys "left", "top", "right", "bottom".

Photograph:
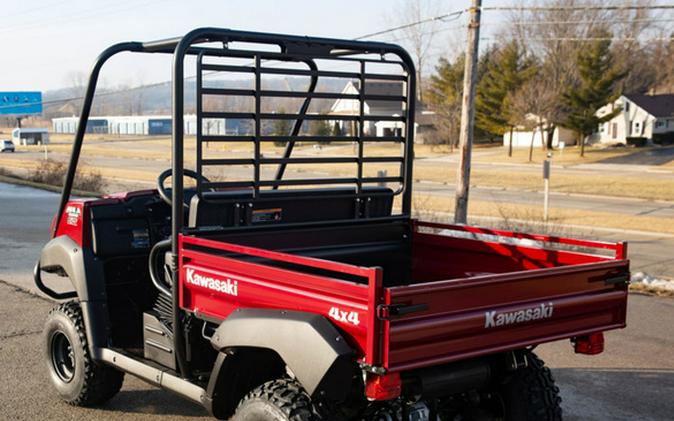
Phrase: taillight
[
  {"left": 573, "top": 332, "right": 605, "bottom": 355},
  {"left": 365, "top": 372, "right": 402, "bottom": 401}
]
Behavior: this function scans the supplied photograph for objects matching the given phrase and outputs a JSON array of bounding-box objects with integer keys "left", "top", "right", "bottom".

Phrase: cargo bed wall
[{"left": 411, "top": 231, "right": 613, "bottom": 282}]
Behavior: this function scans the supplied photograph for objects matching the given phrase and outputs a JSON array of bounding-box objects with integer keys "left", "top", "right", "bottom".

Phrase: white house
[
  {"left": 328, "top": 80, "right": 442, "bottom": 142},
  {"left": 329, "top": 80, "right": 406, "bottom": 137},
  {"left": 593, "top": 94, "right": 674, "bottom": 144},
  {"left": 502, "top": 115, "right": 576, "bottom": 148}
]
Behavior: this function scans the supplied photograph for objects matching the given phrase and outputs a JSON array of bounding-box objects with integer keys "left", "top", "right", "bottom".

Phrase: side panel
[
  {"left": 178, "top": 235, "right": 375, "bottom": 360},
  {"left": 52, "top": 200, "right": 89, "bottom": 247}
]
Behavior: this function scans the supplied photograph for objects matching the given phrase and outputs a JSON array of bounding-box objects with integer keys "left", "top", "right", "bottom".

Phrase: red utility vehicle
[{"left": 36, "top": 29, "right": 629, "bottom": 420}]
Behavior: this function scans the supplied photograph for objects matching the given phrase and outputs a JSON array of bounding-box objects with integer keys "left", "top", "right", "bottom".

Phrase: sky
[{"left": 0, "top": 0, "right": 509, "bottom": 92}]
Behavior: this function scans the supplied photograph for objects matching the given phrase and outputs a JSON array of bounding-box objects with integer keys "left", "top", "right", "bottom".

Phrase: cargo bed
[{"left": 179, "top": 219, "right": 629, "bottom": 372}]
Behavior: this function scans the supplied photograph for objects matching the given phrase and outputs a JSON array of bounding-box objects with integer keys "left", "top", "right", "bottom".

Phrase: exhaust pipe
[{"left": 402, "top": 359, "right": 491, "bottom": 398}]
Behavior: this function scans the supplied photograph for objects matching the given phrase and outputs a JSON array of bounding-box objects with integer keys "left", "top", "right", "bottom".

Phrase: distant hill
[{"left": 42, "top": 77, "right": 349, "bottom": 119}]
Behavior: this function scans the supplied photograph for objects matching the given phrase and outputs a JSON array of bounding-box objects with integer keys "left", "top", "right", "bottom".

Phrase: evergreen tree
[
  {"left": 271, "top": 109, "right": 292, "bottom": 147},
  {"left": 427, "top": 56, "right": 465, "bottom": 147},
  {"left": 331, "top": 122, "right": 342, "bottom": 137},
  {"left": 427, "top": 51, "right": 495, "bottom": 147},
  {"left": 310, "top": 118, "right": 332, "bottom": 144},
  {"left": 475, "top": 41, "right": 537, "bottom": 139},
  {"left": 562, "top": 28, "right": 627, "bottom": 157}
]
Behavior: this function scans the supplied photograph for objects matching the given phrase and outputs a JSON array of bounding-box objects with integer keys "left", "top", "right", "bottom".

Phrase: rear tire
[
  {"left": 44, "top": 301, "right": 124, "bottom": 406},
  {"left": 233, "top": 378, "right": 320, "bottom": 421},
  {"left": 499, "top": 351, "right": 562, "bottom": 421}
]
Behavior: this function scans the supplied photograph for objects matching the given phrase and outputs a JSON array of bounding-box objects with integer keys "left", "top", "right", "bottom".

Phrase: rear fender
[
  {"left": 39, "top": 235, "right": 109, "bottom": 356},
  {"left": 208, "top": 309, "right": 355, "bottom": 412}
]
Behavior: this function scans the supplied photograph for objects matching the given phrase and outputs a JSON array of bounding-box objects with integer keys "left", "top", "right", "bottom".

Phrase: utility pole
[{"left": 454, "top": 0, "right": 482, "bottom": 224}]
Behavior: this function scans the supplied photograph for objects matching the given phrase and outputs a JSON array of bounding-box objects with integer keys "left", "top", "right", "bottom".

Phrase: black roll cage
[{"left": 51, "top": 28, "right": 416, "bottom": 378}]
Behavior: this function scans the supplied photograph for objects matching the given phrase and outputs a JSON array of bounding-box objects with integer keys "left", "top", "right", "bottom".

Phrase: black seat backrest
[{"left": 188, "top": 187, "right": 394, "bottom": 228}]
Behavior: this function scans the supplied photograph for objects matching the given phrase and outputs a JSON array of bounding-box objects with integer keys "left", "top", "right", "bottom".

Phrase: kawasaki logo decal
[
  {"left": 185, "top": 268, "right": 238, "bottom": 296},
  {"left": 485, "top": 302, "right": 553, "bottom": 328}
]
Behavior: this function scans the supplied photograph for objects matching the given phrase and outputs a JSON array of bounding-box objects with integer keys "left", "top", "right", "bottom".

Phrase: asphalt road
[
  {"left": 0, "top": 181, "right": 673, "bottom": 420},
  {"left": 1, "top": 281, "right": 672, "bottom": 421},
  {"left": 6, "top": 149, "right": 674, "bottom": 220}
]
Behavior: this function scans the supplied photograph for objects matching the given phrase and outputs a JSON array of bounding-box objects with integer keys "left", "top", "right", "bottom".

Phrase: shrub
[{"left": 30, "top": 159, "right": 104, "bottom": 193}]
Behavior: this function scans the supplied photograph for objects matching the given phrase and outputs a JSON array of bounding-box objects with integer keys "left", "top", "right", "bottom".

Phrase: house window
[
  {"left": 655, "top": 120, "right": 665, "bottom": 129},
  {"left": 634, "top": 121, "right": 641, "bottom": 134},
  {"left": 624, "top": 101, "right": 630, "bottom": 112},
  {"left": 599, "top": 123, "right": 604, "bottom": 133}
]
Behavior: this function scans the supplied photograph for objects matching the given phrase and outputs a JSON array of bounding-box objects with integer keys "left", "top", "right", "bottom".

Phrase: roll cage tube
[
  {"left": 53, "top": 28, "right": 417, "bottom": 379},
  {"left": 51, "top": 42, "right": 143, "bottom": 238},
  {"left": 272, "top": 59, "right": 318, "bottom": 186}
]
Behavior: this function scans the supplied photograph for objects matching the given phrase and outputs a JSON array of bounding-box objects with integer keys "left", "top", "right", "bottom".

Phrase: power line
[
  {"left": 500, "top": 18, "right": 674, "bottom": 26},
  {"left": 505, "top": 36, "right": 674, "bottom": 42},
  {"left": 482, "top": 5, "right": 674, "bottom": 12},
  {"left": 354, "top": 9, "right": 464, "bottom": 40}
]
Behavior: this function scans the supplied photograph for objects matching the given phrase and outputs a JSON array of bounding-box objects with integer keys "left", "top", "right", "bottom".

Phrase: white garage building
[
  {"left": 502, "top": 115, "right": 577, "bottom": 148},
  {"left": 52, "top": 115, "right": 235, "bottom": 136}
]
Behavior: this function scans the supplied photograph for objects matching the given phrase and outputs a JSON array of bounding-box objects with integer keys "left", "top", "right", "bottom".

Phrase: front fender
[
  {"left": 210, "top": 309, "right": 356, "bottom": 400},
  {"left": 39, "top": 235, "right": 109, "bottom": 355},
  {"left": 40, "top": 235, "right": 106, "bottom": 301}
]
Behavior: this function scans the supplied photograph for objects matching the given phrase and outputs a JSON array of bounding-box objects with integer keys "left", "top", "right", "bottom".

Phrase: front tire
[
  {"left": 44, "top": 301, "right": 124, "bottom": 406},
  {"left": 499, "top": 351, "right": 563, "bottom": 421},
  {"left": 233, "top": 379, "right": 320, "bottom": 421}
]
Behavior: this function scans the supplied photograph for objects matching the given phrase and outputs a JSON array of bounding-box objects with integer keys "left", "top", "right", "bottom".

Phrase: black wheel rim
[{"left": 50, "top": 331, "right": 75, "bottom": 383}]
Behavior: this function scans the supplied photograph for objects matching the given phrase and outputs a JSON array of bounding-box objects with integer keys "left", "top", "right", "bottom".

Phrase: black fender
[
  {"left": 206, "top": 309, "right": 356, "bottom": 416},
  {"left": 38, "top": 235, "right": 110, "bottom": 356}
]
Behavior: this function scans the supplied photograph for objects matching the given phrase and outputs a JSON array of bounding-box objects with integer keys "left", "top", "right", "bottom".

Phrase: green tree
[
  {"left": 562, "top": 28, "right": 627, "bottom": 157},
  {"left": 331, "top": 122, "right": 342, "bottom": 137},
  {"left": 475, "top": 41, "right": 537, "bottom": 139},
  {"left": 427, "top": 55, "right": 465, "bottom": 148},
  {"left": 310, "top": 118, "right": 332, "bottom": 144},
  {"left": 271, "top": 109, "right": 292, "bottom": 147}
]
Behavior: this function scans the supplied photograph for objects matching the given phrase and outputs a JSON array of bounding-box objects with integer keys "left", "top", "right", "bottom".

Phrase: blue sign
[{"left": 0, "top": 91, "right": 42, "bottom": 116}]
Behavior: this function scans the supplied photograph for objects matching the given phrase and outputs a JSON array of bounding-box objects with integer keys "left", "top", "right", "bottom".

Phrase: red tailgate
[{"left": 381, "top": 222, "right": 629, "bottom": 372}]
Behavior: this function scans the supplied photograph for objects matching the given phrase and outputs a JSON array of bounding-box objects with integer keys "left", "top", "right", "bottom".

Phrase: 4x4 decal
[{"left": 328, "top": 307, "right": 361, "bottom": 326}]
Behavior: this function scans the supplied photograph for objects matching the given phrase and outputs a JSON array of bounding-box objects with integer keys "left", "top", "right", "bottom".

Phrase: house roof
[
  {"left": 625, "top": 94, "right": 674, "bottom": 118},
  {"left": 333, "top": 80, "right": 404, "bottom": 114}
]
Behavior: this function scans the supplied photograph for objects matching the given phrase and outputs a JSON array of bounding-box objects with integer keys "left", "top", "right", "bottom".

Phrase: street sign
[{"left": 0, "top": 91, "right": 42, "bottom": 116}]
